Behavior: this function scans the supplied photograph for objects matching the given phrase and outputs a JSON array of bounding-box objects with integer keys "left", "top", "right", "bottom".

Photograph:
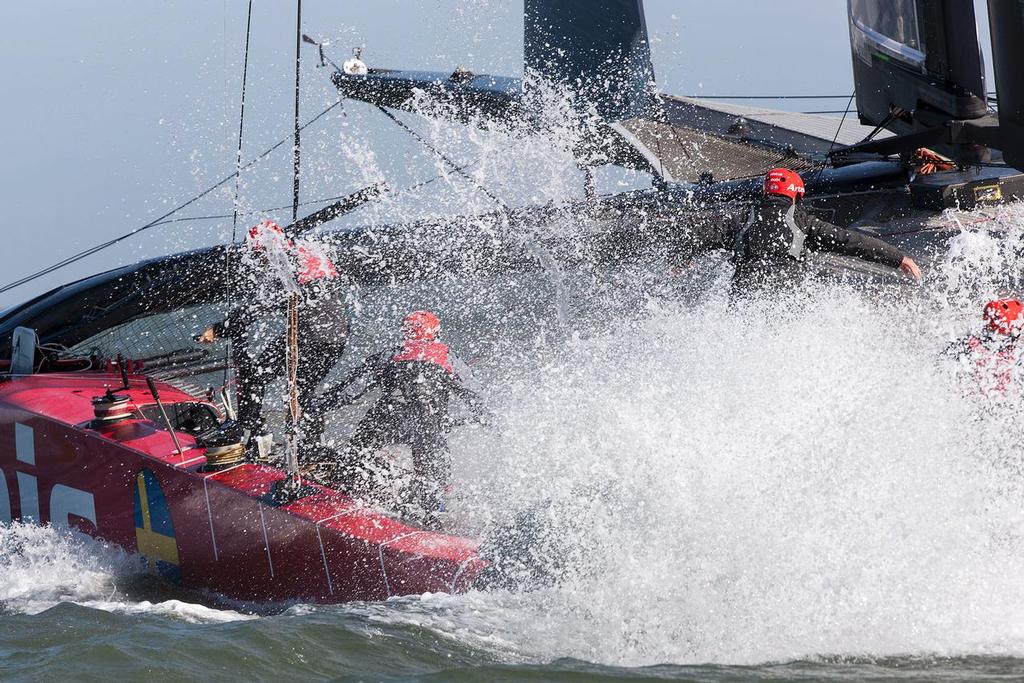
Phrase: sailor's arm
[
  {"left": 943, "top": 337, "right": 973, "bottom": 360},
  {"left": 669, "top": 208, "right": 739, "bottom": 263},
  {"left": 447, "top": 356, "right": 491, "bottom": 422},
  {"left": 801, "top": 212, "right": 922, "bottom": 280},
  {"left": 195, "top": 269, "right": 277, "bottom": 343},
  {"left": 317, "top": 351, "right": 386, "bottom": 406}
]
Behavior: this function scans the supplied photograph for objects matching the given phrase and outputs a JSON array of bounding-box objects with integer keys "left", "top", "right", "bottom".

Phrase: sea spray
[
  {"left": 0, "top": 523, "right": 253, "bottom": 623},
  {"left": 0, "top": 522, "right": 137, "bottom": 615},
  {"left": 431, "top": 207, "right": 1024, "bottom": 666}
]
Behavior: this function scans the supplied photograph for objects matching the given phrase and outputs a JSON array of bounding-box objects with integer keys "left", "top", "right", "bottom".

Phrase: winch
[
  {"left": 90, "top": 388, "right": 133, "bottom": 426},
  {"left": 196, "top": 422, "right": 247, "bottom": 471}
]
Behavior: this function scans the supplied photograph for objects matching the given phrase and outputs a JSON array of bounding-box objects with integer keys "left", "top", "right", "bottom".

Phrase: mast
[
  {"left": 285, "top": 0, "right": 302, "bottom": 479},
  {"left": 524, "top": 0, "right": 656, "bottom": 122},
  {"left": 845, "top": 0, "right": 988, "bottom": 161}
]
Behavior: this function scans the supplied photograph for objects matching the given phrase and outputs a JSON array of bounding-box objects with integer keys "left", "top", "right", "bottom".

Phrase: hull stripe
[
  {"left": 201, "top": 478, "right": 219, "bottom": 561},
  {"left": 378, "top": 545, "right": 391, "bottom": 598},
  {"left": 258, "top": 502, "right": 274, "bottom": 578},
  {"left": 315, "top": 525, "right": 333, "bottom": 594},
  {"left": 312, "top": 511, "right": 350, "bottom": 596},
  {"left": 377, "top": 532, "right": 422, "bottom": 599}
]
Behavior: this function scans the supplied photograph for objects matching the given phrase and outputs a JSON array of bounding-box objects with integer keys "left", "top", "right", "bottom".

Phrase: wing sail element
[{"left": 524, "top": 0, "right": 656, "bottom": 122}]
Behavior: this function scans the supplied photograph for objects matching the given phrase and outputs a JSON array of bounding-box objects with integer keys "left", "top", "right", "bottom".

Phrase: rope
[
  {"left": 859, "top": 109, "right": 897, "bottom": 145},
  {"left": 286, "top": 294, "right": 301, "bottom": 425},
  {"left": 0, "top": 99, "right": 343, "bottom": 296}
]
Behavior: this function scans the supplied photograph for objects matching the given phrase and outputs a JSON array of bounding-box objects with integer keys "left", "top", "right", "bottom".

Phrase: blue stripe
[
  {"left": 142, "top": 470, "right": 175, "bottom": 537},
  {"left": 133, "top": 482, "right": 143, "bottom": 529}
]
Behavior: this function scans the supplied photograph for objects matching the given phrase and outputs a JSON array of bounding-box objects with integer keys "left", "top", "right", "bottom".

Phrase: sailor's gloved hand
[
  {"left": 912, "top": 148, "right": 956, "bottom": 175},
  {"left": 899, "top": 256, "right": 922, "bottom": 282},
  {"left": 194, "top": 326, "right": 217, "bottom": 344}
]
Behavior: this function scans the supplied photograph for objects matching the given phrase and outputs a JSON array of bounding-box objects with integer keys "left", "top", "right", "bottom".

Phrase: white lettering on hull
[
  {"left": 2, "top": 423, "right": 96, "bottom": 530},
  {"left": 15, "top": 423, "right": 34, "bottom": 465},
  {"left": 50, "top": 484, "right": 97, "bottom": 530},
  {"left": 15, "top": 472, "right": 39, "bottom": 522}
]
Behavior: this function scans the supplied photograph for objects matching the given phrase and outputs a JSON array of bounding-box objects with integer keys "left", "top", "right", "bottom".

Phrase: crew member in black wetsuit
[
  {"left": 318, "top": 310, "right": 487, "bottom": 523},
  {"left": 197, "top": 221, "right": 349, "bottom": 455},
  {"left": 671, "top": 168, "right": 922, "bottom": 292}
]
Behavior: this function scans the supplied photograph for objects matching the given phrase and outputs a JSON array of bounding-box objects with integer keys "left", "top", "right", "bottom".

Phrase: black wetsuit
[
  {"left": 219, "top": 259, "right": 349, "bottom": 454},
  {"left": 321, "top": 340, "right": 485, "bottom": 516},
  {"left": 672, "top": 195, "right": 908, "bottom": 292}
]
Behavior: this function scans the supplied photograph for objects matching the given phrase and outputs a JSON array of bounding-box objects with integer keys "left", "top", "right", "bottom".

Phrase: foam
[
  {"left": 386, "top": 202, "right": 1024, "bottom": 666},
  {"left": 0, "top": 523, "right": 252, "bottom": 623}
]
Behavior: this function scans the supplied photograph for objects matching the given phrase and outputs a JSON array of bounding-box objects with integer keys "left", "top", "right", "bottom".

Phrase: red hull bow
[{"left": 0, "top": 374, "right": 485, "bottom": 604}]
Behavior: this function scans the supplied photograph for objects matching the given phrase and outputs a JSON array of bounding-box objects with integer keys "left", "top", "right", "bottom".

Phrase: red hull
[{"left": 0, "top": 373, "right": 485, "bottom": 604}]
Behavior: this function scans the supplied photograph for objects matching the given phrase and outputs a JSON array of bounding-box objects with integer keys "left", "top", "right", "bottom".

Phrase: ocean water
[{"left": 5, "top": 201, "right": 1024, "bottom": 681}]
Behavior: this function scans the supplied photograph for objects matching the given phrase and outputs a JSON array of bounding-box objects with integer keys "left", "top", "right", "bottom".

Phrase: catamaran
[{"left": 1, "top": 0, "right": 1022, "bottom": 605}]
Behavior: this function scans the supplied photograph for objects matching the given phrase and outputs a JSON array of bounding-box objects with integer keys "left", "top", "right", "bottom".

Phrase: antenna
[
  {"left": 301, "top": 33, "right": 325, "bottom": 68},
  {"left": 118, "top": 354, "right": 130, "bottom": 391}
]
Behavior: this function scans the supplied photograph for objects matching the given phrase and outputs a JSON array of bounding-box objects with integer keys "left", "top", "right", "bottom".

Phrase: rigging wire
[
  {"left": 372, "top": 105, "right": 510, "bottom": 210},
  {"left": 826, "top": 92, "right": 856, "bottom": 158},
  {"left": 222, "top": 0, "right": 254, "bottom": 389},
  {"left": 229, "top": 0, "right": 254, "bottom": 245},
  {"left": 141, "top": 160, "right": 482, "bottom": 229},
  {"left": 312, "top": 39, "right": 511, "bottom": 211},
  {"left": 291, "top": 3, "right": 302, "bottom": 225},
  {"left": 0, "top": 99, "right": 344, "bottom": 296},
  {"left": 812, "top": 91, "right": 856, "bottom": 184}
]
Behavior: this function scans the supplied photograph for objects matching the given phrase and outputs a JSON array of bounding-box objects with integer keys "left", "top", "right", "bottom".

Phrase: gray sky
[{"left": 0, "top": 1, "right": 992, "bottom": 308}]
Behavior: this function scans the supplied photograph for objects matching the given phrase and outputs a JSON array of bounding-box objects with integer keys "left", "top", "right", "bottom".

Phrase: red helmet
[
  {"left": 246, "top": 220, "right": 285, "bottom": 250},
  {"left": 402, "top": 310, "right": 441, "bottom": 341},
  {"left": 764, "top": 168, "right": 805, "bottom": 202},
  {"left": 983, "top": 298, "right": 1024, "bottom": 335}
]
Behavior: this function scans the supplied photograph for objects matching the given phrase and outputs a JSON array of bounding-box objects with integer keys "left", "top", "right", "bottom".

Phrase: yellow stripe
[{"left": 135, "top": 528, "right": 180, "bottom": 565}]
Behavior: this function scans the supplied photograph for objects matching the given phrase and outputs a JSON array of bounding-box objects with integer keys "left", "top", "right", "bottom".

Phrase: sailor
[
  {"left": 671, "top": 168, "right": 923, "bottom": 292},
  {"left": 946, "top": 297, "right": 1024, "bottom": 395},
  {"left": 317, "top": 310, "right": 488, "bottom": 525},
  {"left": 197, "top": 221, "right": 349, "bottom": 455}
]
